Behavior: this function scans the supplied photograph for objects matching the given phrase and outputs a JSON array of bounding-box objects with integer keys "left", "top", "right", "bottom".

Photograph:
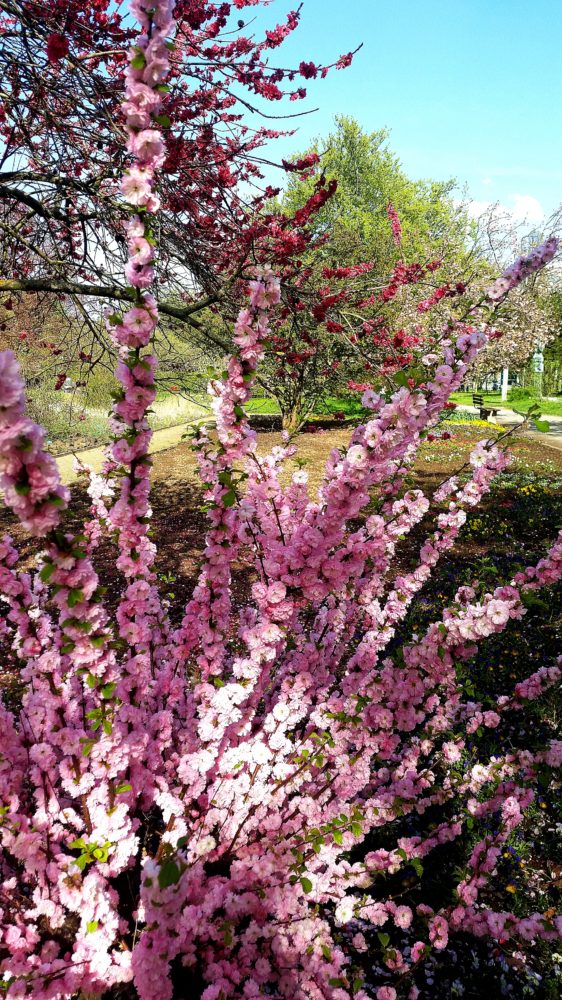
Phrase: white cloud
[
  {"left": 510, "top": 193, "right": 544, "bottom": 222},
  {"left": 463, "top": 193, "right": 545, "bottom": 224},
  {"left": 464, "top": 199, "right": 494, "bottom": 219}
]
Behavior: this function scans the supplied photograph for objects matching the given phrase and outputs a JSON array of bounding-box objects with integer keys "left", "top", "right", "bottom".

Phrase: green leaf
[
  {"left": 130, "top": 51, "right": 146, "bottom": 70},
  {"left": 158, "top": 859, "right": 181, "bottom": 889},
  {"left": 521, "top": 590, "right": 549, "bottom": 612},
  {"left": 535, "top": 420, "right": 549, "bottom": 433},
  {"left": 222, "top": 490, "right": 237, "bottom": 508},
  {"left": 116, "top": 783, "right": 132, "bottom": 794},
  {"left": 300, "top": 876, "right": 313, "bottom": 894},
  {"left": 67, "top": 588, "right": 84, "bottom": 608},
  {"left": 377, "top": 932, "right": 390, "bottom": 948},
  {"left": 39, "top": 562, "right": 55, "bottom": 583},
  {"left": 86, "top": 920, "right": 98, "bottom": 933},
  {"left": 48, "top": 493, "right": 66, "bottom": 507},
  {"left": 153, "top": 113, "right": 171, "bottom": 128}
]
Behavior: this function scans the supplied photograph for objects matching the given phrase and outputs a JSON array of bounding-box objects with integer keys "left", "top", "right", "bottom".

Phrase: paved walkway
[
  {"left": 55, "top": 422, "right": 190, "bottom": 484},
  {"left": 456, "top": 405, "right": 562, "bottom": 452}
]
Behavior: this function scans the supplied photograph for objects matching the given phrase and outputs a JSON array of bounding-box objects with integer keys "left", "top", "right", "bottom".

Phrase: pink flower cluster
[
  {"left": 0, "top": 2, "right": 561, "bottom": 997},
  {"left": 0, "top": 351, "right": 68, "bottom": 533},
  {"left": 487, "top": 235, "right": 559, "bottom": 301}
]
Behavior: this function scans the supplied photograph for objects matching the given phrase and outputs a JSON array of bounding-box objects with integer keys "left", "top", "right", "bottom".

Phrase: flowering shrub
[{"left": 0, "top": 2, "right": 561, "bottom": 999}]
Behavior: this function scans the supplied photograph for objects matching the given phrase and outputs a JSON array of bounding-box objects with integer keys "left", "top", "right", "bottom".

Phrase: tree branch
[{"left": 0, "top": 276, "right": 232, "bottom": 351}]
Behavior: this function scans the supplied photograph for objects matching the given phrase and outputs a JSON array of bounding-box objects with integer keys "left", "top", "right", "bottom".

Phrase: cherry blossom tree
[
  {"left": 0, "top": 3, "right": 561, "bottom": 1000},
  {"left": 464, "top": 203, "right": 562, "bottom": 383}
]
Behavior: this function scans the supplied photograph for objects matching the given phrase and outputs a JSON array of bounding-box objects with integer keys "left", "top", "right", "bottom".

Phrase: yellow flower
[{"left": 506, "top": 884, "right": 517, "bottom": 893}]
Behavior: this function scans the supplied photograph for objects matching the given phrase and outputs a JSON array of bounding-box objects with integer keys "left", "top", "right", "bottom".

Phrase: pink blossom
[
  {"left": 128, "top": 129, "right": 166, "bottom": 167},
  {"left": 120, "top": 166, "right": 154, "bottom": 207},
  {"left": 1, "top": 5, "right": 561, "bottom": 996}
]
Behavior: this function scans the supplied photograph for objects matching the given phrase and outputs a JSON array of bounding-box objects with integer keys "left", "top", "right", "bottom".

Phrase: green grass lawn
[
  {"left": 244, "top": 396, "right": 280, "bottom": 414},
  {"left": 249, "top": 392, "right": 562, "bottom": 421},
  {"left": 246, "top": 396, "right": 370, "bottom": 419},
  {"left": 246, "top": 395, "right": 371, "bottom": 418}
]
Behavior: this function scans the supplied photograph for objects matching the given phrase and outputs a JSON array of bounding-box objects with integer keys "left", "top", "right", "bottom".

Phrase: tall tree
[
  {"left": 254, "top": 116, "right": 473, "bottom": 429},
  {"left": 281, "top": 115, "right": 470, "bottom": 271}
]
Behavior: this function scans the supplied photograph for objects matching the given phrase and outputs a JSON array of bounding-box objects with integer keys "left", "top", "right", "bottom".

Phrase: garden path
[
  {"left": 456, "top": 405, "right": 562, "bottom": 452},
  {"left": 55, "top": 421, "right": 189, "bottom": 484}
]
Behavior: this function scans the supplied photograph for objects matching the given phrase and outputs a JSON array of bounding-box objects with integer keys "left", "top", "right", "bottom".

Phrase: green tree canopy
[{"left": 280, "top": 115, "right": 471, "bottom": 273}]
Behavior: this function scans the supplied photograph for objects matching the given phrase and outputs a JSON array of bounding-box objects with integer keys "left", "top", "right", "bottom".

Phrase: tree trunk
[{"left": 281, "top": 407, "right": 302, "bottom": 434}]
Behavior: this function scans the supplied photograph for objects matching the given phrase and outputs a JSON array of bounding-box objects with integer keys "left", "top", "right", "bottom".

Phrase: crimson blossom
[
  {"left": 0, "top": 0, "right": 357, "bottom": 379},
  {"left": 0, "top": 2, "right": 561, "bottom": 999}
]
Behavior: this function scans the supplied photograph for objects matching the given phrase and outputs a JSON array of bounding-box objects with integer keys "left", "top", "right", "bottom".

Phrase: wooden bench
[{"left": 472, "top": 394, "right": 500, "bottom": 421}]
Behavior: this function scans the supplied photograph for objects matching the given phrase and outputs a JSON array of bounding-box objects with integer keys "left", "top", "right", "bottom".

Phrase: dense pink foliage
[{"left": 0, "top": 2, "right": 560, "bottom": 998}]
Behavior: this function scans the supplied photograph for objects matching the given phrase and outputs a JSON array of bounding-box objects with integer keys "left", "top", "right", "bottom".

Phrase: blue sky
[{"left": 251, "top": 0, "right": 562, "bottom": 223}]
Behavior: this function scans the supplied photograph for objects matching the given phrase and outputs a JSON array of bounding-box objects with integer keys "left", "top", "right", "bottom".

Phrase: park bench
[{"left": 472, "top": 393, "right": 501, "bottom": 421}]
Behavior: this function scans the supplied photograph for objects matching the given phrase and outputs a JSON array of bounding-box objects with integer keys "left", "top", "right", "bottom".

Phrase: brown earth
[{"left": 1, "top": 425, "right": 560, "bottom": 631}]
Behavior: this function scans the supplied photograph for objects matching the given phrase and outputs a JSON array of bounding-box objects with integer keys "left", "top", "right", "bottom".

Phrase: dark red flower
[
  {"left": 298, "top": 61, "right": 318, "bottom": 80},
  {"left": 46, "top": 33, "right": 69, "bottom": 65}
]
